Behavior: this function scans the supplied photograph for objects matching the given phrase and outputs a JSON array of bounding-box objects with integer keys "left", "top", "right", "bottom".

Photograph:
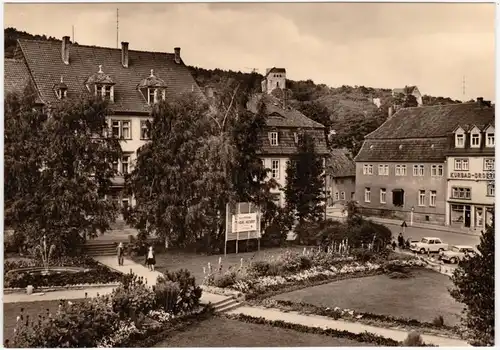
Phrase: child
[{"left": 145, "top": 246, "right": 156, "bottom": 271}]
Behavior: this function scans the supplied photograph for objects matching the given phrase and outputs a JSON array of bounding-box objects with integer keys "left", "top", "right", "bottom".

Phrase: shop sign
[{"left": 450, "top": 171, "right": 494, "bottom": 180}]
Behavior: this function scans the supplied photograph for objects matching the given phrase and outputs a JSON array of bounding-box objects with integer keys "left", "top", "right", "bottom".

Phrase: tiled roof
[
  {"left": 266, "top": 67, "right": 286, "bottom": 77},
  {"left": 327, "top": 148, "right": 356, "bottom": 177},
  {"left": 366, "top": 102, "right": 495, "bottom": 139},
  {"left": 392, "top": 86, "right": 417, "bottom": 94},
  {"left": 355, "top": 138, "right": 449, "bottom": 162},
  {"left": 16, "top": 39, "right": 203, "bottom": 113},
  {"left": 248, "top": 94, "right": 326, "bottom": 129},
  {"left": 259, "top": 128, "right": 329, "bottom": 156}
]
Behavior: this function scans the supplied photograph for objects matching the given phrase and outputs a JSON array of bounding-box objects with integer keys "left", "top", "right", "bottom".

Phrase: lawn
[
  {"left": 3, "top": 299, "right": 85, "bottom": 344},
  {"left": 154, "top": 316, "right": 373, "bottom": 347},
  {"left": 273, "top": 269, "right": 463, "bottom": 327},
  {"left": 133, "top": 246, "right": 306, "bottom": 285}
]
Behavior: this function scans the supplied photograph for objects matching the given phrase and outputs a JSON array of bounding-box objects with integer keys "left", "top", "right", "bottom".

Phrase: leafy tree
[
  {"left": 4, "top": 86, "right": 122, "bottom": 255},
  {"left": 449, "top": 216, "right": 494, "bottom": 346},
  {"left": 284, "top": 132, "right": 325, "bottom": 225},
  {"left": 295, "top": 100, "right": 332, "bottom": 148}
]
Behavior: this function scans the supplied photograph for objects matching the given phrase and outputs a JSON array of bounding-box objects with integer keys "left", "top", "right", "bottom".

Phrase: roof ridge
[{"left": 18, "top": 38, "right": 176, "bottom": 56}]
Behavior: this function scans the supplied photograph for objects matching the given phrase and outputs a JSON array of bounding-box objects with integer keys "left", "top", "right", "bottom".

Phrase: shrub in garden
[
  {"left": 213, "top": 271, "right": 237, "bottom": 288},
  {"left": 350, "top": 248, "right": 377, "bottom": 263},
  {"left": 248, "top": 260, "right": 271, "bottom": 277},
  {"left": 402, "top": 331, "right": 424, "bottom": 346},
  {"left": 153, "top": 280, "right": 180, "bottom": 313},
  {"left": 160, "top": 269, "right": 202, "bottom": 313},
  {"left": 432, "top": 315, "right": 445, "bottom": 327},
  {"left": 11, "top": 297, "right": 120, "bottom": 348},
  {"left": 111, "top": 273, "right": 156, "bottom": 317}
]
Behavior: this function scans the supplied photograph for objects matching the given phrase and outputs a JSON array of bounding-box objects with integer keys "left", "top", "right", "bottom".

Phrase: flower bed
[
  {"left": 254, "top": 299, "right": 462, "bottom": 339},
  {"left": 4, "top": 255, "right": 122, "bottom": 289},
  {"left": 6, "top": 270, "right": 203, "bottom": 348},
  {"left": 202, "top": 247, "right": 427, "bottom": 300},
  {"left": 222, "top": 313, "right": 404, "bottom": 346}
]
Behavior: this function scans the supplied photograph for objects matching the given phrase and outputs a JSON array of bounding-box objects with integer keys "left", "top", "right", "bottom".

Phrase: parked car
[
  {"left": 410, "top": 237, "right": 449, "bottom": 254},
  {"left": 439, "top": 245, "right": 476, "bottom": 264}
]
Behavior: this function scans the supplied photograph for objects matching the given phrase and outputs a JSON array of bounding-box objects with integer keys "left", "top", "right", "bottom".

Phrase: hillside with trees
[{"left": 5, "top": 27, "right": 464, "bottom": 156}]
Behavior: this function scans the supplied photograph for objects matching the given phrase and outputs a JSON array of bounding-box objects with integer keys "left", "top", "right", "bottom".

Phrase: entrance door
[{"left": 464, "top": 205, "right": 471, "bottom": 228}]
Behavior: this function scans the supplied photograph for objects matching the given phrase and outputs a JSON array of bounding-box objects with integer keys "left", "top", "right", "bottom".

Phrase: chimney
[
  {"left": 477, "top": 97, "right": 484, "bottom": 105},
  {"left": 174, "top": 47, "right": 181, "bottom": 64},
  {"left": 61, "top": 36, "right": 70, "bottom": 65},
  {"left": 388, "top": 106, "right": 393, "bottom": 119},
  {"left": 121, "top": 42, "right": 129, "bottom": 68}
]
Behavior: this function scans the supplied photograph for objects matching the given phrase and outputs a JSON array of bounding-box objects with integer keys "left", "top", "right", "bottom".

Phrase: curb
[{"left": 367, "top": 218, "right": 480, "bottom": 237}]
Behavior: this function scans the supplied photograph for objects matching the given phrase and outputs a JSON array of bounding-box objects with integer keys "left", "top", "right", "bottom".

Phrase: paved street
[{"left": 384, "top": 223, "right": 481, "bottom": 248}]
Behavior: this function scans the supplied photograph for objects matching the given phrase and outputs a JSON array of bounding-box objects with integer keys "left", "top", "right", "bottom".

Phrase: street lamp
[{"left": 410, "top": 206, "right": 415, "bottom": 226}]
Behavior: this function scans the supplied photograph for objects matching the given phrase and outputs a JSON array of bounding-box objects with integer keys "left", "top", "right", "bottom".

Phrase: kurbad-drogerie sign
[{"left": 232, "top": 213, "right": 258, "bottom": 233}]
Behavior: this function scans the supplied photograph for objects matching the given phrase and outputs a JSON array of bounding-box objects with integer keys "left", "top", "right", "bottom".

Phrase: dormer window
[
  {"left": 138, "top": 69, "right": 167, "bottom": 105},
  {"left": 485, "top": 125, "right": 495, "bottom": 147},
  {"left": 470, "top": 126, "right": 481, "bottom": 148},
  {"left": 53, "top": 76, "right": 68, "bottom": 100},
  {"left": 85, "top": 65, "right": 115, "bottom": 102},
  {"left": 269, "top": 132, "right": 279, "bottom": 146},
  {"left": 455, "top": 127, "right": 465, "bottom": 148}
]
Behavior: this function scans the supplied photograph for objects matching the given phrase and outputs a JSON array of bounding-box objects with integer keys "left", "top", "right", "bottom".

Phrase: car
[
  {"left": 410, "top": 237, "right": 449, "bottom": 254},
  {"left": 439, "top": 245, "right": 476, "bottom": 264}
]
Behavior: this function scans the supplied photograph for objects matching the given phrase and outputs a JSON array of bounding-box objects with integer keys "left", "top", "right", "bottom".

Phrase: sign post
[{"left": 225, "top": 202, "right": 261, "bottom": 256}]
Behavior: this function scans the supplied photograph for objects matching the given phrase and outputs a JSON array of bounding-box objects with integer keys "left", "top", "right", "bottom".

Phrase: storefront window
[
  {"left": 450, "top": 204, "right": 464, "bottom": 225},
  {"left": 476, "top": 207, "right": 483, "bottom": 227}
]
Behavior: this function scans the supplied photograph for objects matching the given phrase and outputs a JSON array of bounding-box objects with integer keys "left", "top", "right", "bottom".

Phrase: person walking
[
  {"left": 145, "top": 246, "right": 156, "bottom": 271},
  {"left": 397, "top": 232, "right": 404, "bottom": 249},
  {"left": 117, "top": 242, "right": 124, "bottom": 266}
]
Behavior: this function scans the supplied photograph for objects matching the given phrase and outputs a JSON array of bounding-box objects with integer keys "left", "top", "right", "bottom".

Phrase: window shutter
[
  {"left": 154, "top": 89, "right": 158, "bottom": 103},
  {"left": 162, "top": 89, "right": 166, "bottom": 101},
  {"left": 101, "top": 85, "right": 105, "bottom": 98},
  {"left": 268, "top": 132, "right": 272, "bottom": 144},
  {"left": 110, "top": 86, "right": 114, "bottom": 102}
]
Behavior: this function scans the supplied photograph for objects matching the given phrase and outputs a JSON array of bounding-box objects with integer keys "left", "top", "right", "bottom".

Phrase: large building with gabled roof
[
  {"left": 354, "top": 98, "right": 494, "bottom": 228},
  {"left": 6, "top": 36, "right": 203, "bottom": 210}
]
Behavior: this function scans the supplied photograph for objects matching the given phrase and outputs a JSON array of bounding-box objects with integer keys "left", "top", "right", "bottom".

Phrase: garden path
[
  {"left": 226, "top": 306, "right": 470, "bottom": 347},
  {"left": 3, "top": 286, "right": 116, "bottom": 303}
]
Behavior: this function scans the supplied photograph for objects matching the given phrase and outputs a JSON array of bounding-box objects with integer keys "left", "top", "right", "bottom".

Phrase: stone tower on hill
[{"left": 261, "top": 67, "right": 286, "bottom": 94}]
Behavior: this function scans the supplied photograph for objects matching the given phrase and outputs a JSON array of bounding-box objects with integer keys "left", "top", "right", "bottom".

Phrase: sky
[{"left": 4, "top": 2, "right": 496, "bottom": 101}]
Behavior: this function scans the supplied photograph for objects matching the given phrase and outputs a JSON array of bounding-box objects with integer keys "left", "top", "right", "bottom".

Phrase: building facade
[
  {"left": 326, "top": 149, "right": 356, "bottom": 207},
  {"left": 355, "top": 99, "right": 494, "bottom": 226},
  {"left": 6, "top": 37, "right": 204, "bottom": 210},
  {"left": 249, "top": 69, "right": 328, "bottom": 207},
  {"left": 445, "top": 123, "right": 495, "bottom": 232},
  {"left": 392, "top": 86, "right": 423, "bottom": 106}
]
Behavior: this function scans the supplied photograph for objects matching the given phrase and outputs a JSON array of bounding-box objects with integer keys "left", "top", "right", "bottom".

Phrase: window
[
  {"left": 103, "top": 85, "right": 112, "bottom": 101},
  {"left": 110, "top": 120, "right": 132, "bottom": 140},
  {"left": 271, "top": 159, "right": 280, "bottom": 179},
  {"left": 363, "top": 164, "right": 373, "bottom": 175},
  {"left": 148, "top": 88, "right": 156, "bottom": 104},
  {"left": 455, "top": 134, "right": 464, "bottom": 148},
  {"left": 413, "top": 165, "right": 424, "bottom": 176},
  {"left": 378, "top": 164, "right": 389, "bottom": 176},
  {"left": 454, "top": 158, "right": 469, "bottom": 171},
  {"left": 484, "top": 158, "right": 495, "bottom": 171},
  {"left": 121, "top": 154, "right": 130, "bottom": 174},
  {"left": 340, "top": 191, "right": 345, "bottom": 200},
  {"left": 335, "top": 192, "right": 339, "bottom": 200},
  {"left": 140, "top": 120, "right": 150, "bottom": 140},
  {"left": 269, "top": 132, "right": 279, "bottom": 146},
  {"left": 430, "top": 190, "right": 436, "bottom": 207},
  {"left": 452, "top": 187, "right": 471, "bottom": 200},
  {"left": 487, "top": 183, "right": 495, "bottom": 197},
  {"left": 392, "top": 189, "right": 404, "bottom": 206},
  {"left": 364, "top": 187, "right": 371, "bottom": 203},
  {"left": 431, "top": 164, "right": 443, "bottom": 177},
  {"left": 395, "top": 164, "right": 407, "bottom": 176},
  {"left": 112, "top": 159, "right": 119, "bottom": 172},
  {"left": 380, "top": 188, "right": 386, "bottom": 204},
  {"left": 418, "top": 190, "right": 426, "bottom": 206},
  {"left": 122, "top": 198, "right": 130, "bottom": 209},
  {"left": 471, "top": 133, "right": 480, "bottom": 147},
  {"left": 486, "top": 133, "right": 495, "bottom": 147}
]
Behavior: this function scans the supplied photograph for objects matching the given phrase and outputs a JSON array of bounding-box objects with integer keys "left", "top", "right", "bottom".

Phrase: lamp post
[{"left": 410, "top": 206, "right": 415, "bottom": 226}]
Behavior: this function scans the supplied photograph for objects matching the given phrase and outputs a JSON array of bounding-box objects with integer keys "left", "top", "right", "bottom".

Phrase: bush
[
  {"left": 402, "top": 331, "right": 424, "bottom": 346},
  {"left": 351, "top": 248, "right": 377, "bottom": 263},
  {"left": 432, "top": 315, "right": 445, "bottom": 327},
  {"left": 160, "top": 269, "right": 202, "bottom": 313},
  {"left": 11, "top": 297, "right": 121, "bottom": 348},
  {"left": 4, "top": 231, "right": 25, "bottom": 254},
  {"left": 111, "top": 273, "right": 156, "bottom": 317},
  {"left": 248, "top": 261, "right": 271, "bottom": 277},
  {"left": 213, "top": 271, "right": 237, "bottom": 289},
  {"left": 294, "top": 221, "right": 323, "bottom": 245},
  {"left": 154, "top": 280, "right": 180, "bottom": 313}
]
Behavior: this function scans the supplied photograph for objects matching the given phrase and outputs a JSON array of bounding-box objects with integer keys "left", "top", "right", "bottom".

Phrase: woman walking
[{"left": 145, "top": 246, "right": 156, "bottom": 271}]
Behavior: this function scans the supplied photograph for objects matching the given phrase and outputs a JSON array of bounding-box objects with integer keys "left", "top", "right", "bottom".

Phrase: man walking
[{"left": 117, "top": 242, "right": 124, "bottom": 266}]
